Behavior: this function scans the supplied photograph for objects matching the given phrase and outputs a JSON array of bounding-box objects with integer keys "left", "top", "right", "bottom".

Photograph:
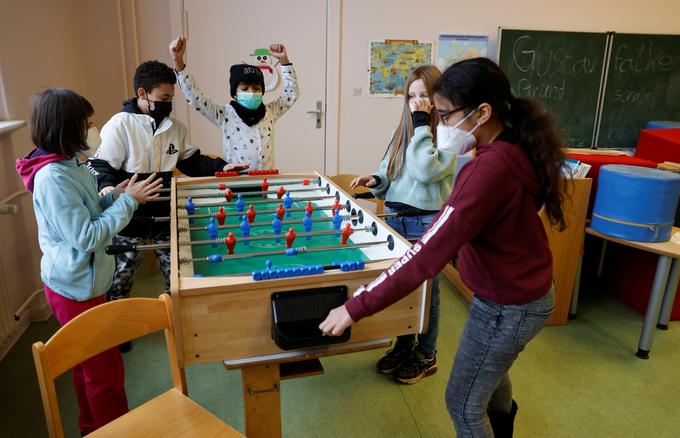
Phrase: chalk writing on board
[{"left": 510, "top": 35, "right": 599, "bottom": 102}]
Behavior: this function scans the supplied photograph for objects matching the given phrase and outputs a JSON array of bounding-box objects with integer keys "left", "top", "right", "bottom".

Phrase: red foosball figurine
[
  {"left": 246, "top": 205, "right": 257, "bottom": 224},
  {"left": 285, "top": 227, "right": 297, "bottom": 249},
  {"left": 216, "top": 206, "right": 227, "bottom": 225},
  {"left": 341, "top": 223, "right": 354, "bottom": 245},
  {"left": 305, "top": 201, "right": 314, "bottom": 217},
  {"left": 225, "top": 232, "right": 237, "bottom": 254},
  {"left": 331, "top": 199, "right": 342, "bottom": 216},
  {"left": 224, "top": 188, "right": 234, "bottom": 202},
  {"left": 276, "top": 203, "right": 285, "bottom": 220},
  {"left": 261, "top": 178, "right": 269, "bottom": 198},
  {"left": 276, "top": 186, "right": 286, "bottom": 199}
]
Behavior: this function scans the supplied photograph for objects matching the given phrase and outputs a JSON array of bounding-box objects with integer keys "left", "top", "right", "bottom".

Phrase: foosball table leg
[{"left": 241, "top": 363, "right": 282, "bottom": 438}]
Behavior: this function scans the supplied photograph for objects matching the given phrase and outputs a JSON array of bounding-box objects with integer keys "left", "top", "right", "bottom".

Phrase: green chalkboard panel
[
  {"left": 499, "top": 29, "right": 608, "bottom": 147},
  {"left": 598, "top": 33, "right": 680, "bottom": 148}
]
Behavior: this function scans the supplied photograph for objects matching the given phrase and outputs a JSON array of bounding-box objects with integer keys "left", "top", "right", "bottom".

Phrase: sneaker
[
  {"left": 395, "top": 351, "right": 437, "bottom": 384},
  {"left": 376, "top": 346, "right": 415, "bottom": 374}
]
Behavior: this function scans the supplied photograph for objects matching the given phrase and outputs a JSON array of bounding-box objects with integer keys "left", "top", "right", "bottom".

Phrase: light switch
[{"left": 353, "top": 86, "right": 362, "bottom": 96}]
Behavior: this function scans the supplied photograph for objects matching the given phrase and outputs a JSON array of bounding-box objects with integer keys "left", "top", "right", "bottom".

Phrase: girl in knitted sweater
[{"left": 350, "top": 65, "right": 457, "bottom": 384}]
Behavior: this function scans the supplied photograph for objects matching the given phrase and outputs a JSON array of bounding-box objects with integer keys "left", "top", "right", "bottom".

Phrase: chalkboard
[
  {"left": 597, "top": 33, "right": 680, "bottom": 148},
  {"left": 499, "top": 29, "right": 608, "bottom": 147}
]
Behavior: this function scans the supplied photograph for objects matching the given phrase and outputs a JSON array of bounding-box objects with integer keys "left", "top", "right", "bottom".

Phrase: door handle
[{"left": 305, "top": 100, "right": 323, "bottom": 129}]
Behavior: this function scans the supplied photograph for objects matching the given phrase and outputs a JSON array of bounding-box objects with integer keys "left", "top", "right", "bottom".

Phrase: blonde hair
[{"left": 385, "top": 65, "right": 441, "bottom": 179}]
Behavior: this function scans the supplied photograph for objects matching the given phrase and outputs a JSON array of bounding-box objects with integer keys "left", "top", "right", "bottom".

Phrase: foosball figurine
[{"left": 225, "top": 232, "right": 237, "bottom": 254}]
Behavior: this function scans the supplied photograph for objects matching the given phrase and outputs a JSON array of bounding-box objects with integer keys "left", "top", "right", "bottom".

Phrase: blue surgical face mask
[{"left": 236, "top": 92, "right": 263, "bottom": 110}]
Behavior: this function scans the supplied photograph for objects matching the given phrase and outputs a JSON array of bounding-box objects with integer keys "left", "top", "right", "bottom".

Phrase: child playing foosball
[
  {"left": 169, "top": 36, "right": 299, "bottom": 170},
  {"left": 88, "top": 61, "right": 245, "bottom": 354},
  {"left": 16, "top": 88, "right": 162, "bottom": 435}
]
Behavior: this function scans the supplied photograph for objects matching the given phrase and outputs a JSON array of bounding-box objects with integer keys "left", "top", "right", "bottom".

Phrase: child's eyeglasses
[{"left": 438, "top": 106, "right": 466, "bottom": 124}]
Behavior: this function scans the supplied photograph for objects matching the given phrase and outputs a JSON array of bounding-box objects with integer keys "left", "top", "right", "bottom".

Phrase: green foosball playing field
[{"left": 188, "top": 196, "right": 370, "bottom": 277}]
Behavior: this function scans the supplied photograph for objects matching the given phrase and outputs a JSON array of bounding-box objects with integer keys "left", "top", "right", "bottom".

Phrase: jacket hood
[
  {"left": 122, "top": 98, "right": 143, "bottom": 114},
  {"left": 15, "top": 148, "right": 68, "bottom": 192}
]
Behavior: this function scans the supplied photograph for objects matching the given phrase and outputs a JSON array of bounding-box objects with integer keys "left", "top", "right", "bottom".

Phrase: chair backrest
[
  {"left": 329, "top": 173, "right": 384, "bottom": 214},
  {"left": 32, "top": 295, "right": 185, "bottom": 438}
]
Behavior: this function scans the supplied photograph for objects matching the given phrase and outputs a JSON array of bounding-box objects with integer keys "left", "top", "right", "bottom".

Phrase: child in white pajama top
[{"left": 170, "top": 37, "right": 299, "bottom": 169}]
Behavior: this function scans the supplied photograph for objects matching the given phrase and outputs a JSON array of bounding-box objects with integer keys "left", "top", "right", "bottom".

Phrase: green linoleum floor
[{"left": 2, "top": 267, "right": 680, "bottom": 437}]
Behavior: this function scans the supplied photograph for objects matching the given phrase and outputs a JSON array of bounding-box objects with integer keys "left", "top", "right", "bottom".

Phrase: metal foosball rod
[
  {"left": 212, "top": 256, "right": 399, "bottom": 279},
  {"left": 179, "top": 213, "right": 361, "bottom": 233},
  {"left": 151, "top": 210, "right": 391, "bottom": 225},
  {"left": 175, "top": 186, "right": 327, "bottom": 200},
  {"left": 105, "top": 238, "right": 391, "bottom": 258},
  {"left": 180, "top": 194, "right": 337, "bottom": 207},
  {"left": 158, "top": 177, "right": 322, "bottom": 193},
  {"left": 105, "top": 224, "right": 377, "bottom": 254},
  {"left": 177, "top": 204, "right": 344, "bottom": 220},
  {"left": 186, "top": 225, "right": 377, "bottom": 247},
  {"left": 150, "top": 185, "right": 327, "bottom": 202},
  {"left": 182, "top": 240, "right": 393, "bottom": 264}
]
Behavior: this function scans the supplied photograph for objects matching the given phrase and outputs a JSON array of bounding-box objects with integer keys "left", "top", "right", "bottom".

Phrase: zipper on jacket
[{"left": 89, "top": 252, "right": 95, "bottom": 293}]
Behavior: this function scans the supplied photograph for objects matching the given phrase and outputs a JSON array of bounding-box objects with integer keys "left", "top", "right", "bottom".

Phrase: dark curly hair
[
  {"left": 133, "top": 60, "right": 176, "bottom": 96},
  {"left": 434, "top": 57, "right": 567, "bottom": 230}
]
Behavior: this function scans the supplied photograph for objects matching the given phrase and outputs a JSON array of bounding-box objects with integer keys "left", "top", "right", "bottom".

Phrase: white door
[{"left": 183, "top": 0, "right": 327, "bottom": 173}]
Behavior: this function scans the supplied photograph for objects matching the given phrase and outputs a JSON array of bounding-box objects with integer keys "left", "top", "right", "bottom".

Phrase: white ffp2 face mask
[
  {"left": 83, "top": 126, "right": 102, "bottom": 157},
  {"left": 436, "top": 110, "right": 479, "bottom": 155}
]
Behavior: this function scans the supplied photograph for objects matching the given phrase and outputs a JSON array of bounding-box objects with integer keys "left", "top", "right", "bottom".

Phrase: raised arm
[
  {"left": 266, "top": 44, "right": 299, "bottom": 120},
  {"left": 170, "top": 35, "right": 226, "bottom": 127}
]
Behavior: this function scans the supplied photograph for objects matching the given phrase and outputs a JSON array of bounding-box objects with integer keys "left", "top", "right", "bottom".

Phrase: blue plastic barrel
[
  {"left": 646, "top": 121, "right": 680, "bottom": 130},
  {"left": 591, "top": 165, "right": 680, "bottom": 242}
]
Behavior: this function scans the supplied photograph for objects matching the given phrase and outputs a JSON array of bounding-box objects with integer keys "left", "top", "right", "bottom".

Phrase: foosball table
[{"left": 167, "top": 171, "right": 431, "bottom": 437}]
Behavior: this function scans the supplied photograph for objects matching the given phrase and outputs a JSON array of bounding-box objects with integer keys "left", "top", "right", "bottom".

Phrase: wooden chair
[
  {"left": 32, "top": 295, "right": 244, "bottom": 438},
  {"left": 329, "top": 173, "right": 384, "bottom": 215}
]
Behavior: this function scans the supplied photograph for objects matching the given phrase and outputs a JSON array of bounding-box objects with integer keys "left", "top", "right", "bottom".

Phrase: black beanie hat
[{"left": 229, "top": 64, "right": 265, "bottom": 97}]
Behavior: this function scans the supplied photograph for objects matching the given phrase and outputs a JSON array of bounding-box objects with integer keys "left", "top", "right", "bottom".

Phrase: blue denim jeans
[
  {"left": 445, "top": 285, "right": 555, "bottom": 437},
  {"left": 385, "top": 209, "right": 441, "bottom": 358}
]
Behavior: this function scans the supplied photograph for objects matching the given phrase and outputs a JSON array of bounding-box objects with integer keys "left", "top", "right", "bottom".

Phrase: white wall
[
  {"left": 0, "top": 0, "right": 88, "bottom": 316},
  {"left": 333, "top": 0, "right": 680, "bottom": 175}
]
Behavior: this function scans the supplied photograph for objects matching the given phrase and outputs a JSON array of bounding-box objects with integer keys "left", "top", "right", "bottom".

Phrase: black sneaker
[
  {"left": 395, "top": 351, "right": 437, "bottom": 384},
  {"left": 376, "top": 346, "right": 415, "bottom": 374}
]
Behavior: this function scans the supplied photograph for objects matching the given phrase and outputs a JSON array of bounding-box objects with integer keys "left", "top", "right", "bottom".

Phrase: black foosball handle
[
  {"left": 105, "top": 243, "right": 170, "bottom": 255},
  {"left": 105, "top": 245, "right": 137, "bottom": 255},
  {"left": 353, "top": 192, "right": 376, "bottom": 199}
]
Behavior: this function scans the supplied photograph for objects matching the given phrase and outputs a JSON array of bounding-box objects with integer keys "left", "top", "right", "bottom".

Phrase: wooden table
[
  {"left": 571, "top": 227, "right": 680, "bottom": 359},
  {"left": 169, "top": 172, "right": 431, "bottom": 437}
]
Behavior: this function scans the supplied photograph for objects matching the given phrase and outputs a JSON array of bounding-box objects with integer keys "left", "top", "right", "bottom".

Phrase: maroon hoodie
[
  {"left": 345, "top": 139, "right": 553, "bottom": 322},
  {"left": 16, "top": 148, "right": 69, "bottom": 193}
]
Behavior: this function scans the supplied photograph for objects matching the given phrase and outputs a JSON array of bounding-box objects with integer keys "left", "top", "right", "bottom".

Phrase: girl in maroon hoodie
[{"left": 320, "top": 58, "right": 566, "bottom": 437}]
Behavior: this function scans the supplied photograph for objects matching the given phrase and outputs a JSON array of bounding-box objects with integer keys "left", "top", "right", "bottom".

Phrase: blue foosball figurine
[
  {"left": 240, "top": 215, "right": 250, "bottom": 246},
  {"left": 303, "top": 211, "right": 313, "bottom": 240},
  {"left": 272, "top": 214, "right": 282, "bottom": 243},
  {"left": 236, "top": 194, "right": 245, "bottom": 212},
  {"left": 207, "top": 217, "right": 218, "bottom": 248}
]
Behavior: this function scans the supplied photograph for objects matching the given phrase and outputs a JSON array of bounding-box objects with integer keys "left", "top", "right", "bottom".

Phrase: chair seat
[{"left": 89, "top": 388, "right": 244, "bottom": 437}]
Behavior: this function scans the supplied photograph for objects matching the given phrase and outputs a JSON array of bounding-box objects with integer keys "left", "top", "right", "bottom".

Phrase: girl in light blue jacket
[
  {"left": 350, "top": 65, "right": 456, "bottom": 385},
  {"left": 16, "top": 88, "right": 162, "bottom": 435}
]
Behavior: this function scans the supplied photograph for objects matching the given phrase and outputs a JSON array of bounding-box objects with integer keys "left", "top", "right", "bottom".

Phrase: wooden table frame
[
  {"left": 570, "top": 227, "right": 680, "bottom": 359},
  {"left": 169, "top": 172, "right": 431, "bottom": 437}
]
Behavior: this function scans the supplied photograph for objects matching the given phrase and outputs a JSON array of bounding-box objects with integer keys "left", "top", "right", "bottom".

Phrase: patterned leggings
[{"left": 108, "top": 231, "right": 171, "bottom": 300}]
